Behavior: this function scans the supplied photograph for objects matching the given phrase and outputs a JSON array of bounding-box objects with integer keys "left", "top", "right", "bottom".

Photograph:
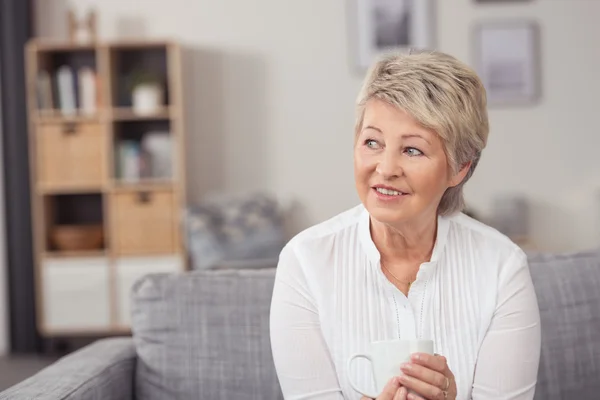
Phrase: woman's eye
[
  {"left": 405, "top": 147, "right": 423, "bottom": 157},
  {"left": 365, "top": 139, "right": 380, "bottom": 149}
]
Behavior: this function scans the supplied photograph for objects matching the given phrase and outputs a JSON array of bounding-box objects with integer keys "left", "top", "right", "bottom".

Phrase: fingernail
[
  {"left": 411, "top": 353, "right": 420, "bottom": 361},
  {"left": 400, "top": 362, "right": 412, "bottom": 371}
]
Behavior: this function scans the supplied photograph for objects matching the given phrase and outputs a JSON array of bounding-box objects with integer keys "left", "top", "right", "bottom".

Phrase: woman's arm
[
  {"left": 270, "top": 244, "right": 344, "bottom": 400},
  {"left": 472, "top": 249, "right": 541, "bottom": 399}
]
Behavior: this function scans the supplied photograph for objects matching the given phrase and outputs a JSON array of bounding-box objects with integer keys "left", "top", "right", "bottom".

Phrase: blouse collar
[{"left": 358, "top": 205, "right": 450, "bottom": 268}]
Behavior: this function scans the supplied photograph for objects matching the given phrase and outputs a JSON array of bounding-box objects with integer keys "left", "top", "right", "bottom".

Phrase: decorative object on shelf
[
  {"left": 78, "top": 67, "right": 97, "bottom": 116},
  {"left": 128, "top": 70, "right": 164, "bottom": 115},
  {"left": 350, "top": 0, "right": 435, "bottom": 70},
  {"left": 57, "top": 65, "right": 77, "bottom": 116},
  {"left": 116, "top": 131, "right": 173, "bottom": 182},
  {"left": 117, "top": 140, "right": 142, "bottom": 182},
  {"left": 50, "top": 224, "right": 104, "bottom": 252},
  {"left": 141, "top": 131, "right": 173, "bottom": 180},
  {"left": 35, "top": 70, "right": 54, "bottom": 114},
  {"left": 68, "top": 9, "right": 98, "bottom": 44},
  {"left": 473, "top": 20, "right": 541, "bottom": 106},
  {"left": 38, "top": 63, "right": 99, "bottom": 117}
]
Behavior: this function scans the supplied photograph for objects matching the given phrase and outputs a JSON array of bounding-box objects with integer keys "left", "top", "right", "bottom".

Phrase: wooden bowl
[{"left": 50, "top": 225, "right": 104, "bottom": 252}]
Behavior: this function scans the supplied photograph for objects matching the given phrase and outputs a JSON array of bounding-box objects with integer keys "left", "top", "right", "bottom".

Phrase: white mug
[{"left": 347, "top": 339, "right": 434, "bottom": 399}]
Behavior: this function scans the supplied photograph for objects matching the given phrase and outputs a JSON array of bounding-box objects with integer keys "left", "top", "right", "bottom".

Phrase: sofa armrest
[{"left": 0, "top": 337, "right": 136, "bottom": 400}]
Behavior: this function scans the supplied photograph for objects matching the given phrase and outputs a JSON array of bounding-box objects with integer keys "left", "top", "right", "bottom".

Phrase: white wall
[
  {"left": 0, "top": 56, "right": 8, "bottom": 356},
  {"left": 35, "top": 0, "right": 600, "bottom": 252}
]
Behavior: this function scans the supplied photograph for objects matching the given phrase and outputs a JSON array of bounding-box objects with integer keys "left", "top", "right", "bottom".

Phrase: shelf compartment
[
  {"left": 44, "top": 193, "right": 106, "bottom": 253},
  {"left": 32, "top": 47, "right": 102, "bottom": 116},
  {"left": 113, "top": 120, "right": 174, "bottom": 183},
  {"left": 36, "top": 122, "right": 107, "bottom": 188},
  {"left": 41, "top": 257, "right": 111, "bottom": 331},
  {"left": 112, "top": 189, "right": 176, "bottom": 255},
  {"left": 109, "top": 45, "right": 170, "bottom": 108}
]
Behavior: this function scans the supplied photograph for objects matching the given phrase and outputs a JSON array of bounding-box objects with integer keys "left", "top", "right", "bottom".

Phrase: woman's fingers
[
  {"left": 393, "top": 386, "right": 408, "bottom": 400},
  {"left": 378, "top": 376, "right": 402, "bottom": 399},
  {"left": 400, "top": 362, "right": 447, "bottom": 389},
  {"left": 398, "top": 373, "right": 446, "bottom": 400},
  {"left": 398, "top": 353, "right": 456, "bottom": 399},
  {"left": 410, "top": 353, "right": 448, "bottom": 373}
]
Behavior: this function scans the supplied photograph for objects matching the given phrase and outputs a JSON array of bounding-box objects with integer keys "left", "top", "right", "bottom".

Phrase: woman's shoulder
[
  {"left": 277, "top": 205, "right": 366, "bottom": 281},
  {"left": 445, "top": 212, "right": 525, "bottom": 260},
  {"left": 287, "top": 204, "right": 365, "bottom": 247},
  {"left": 445, "top": 213, "right": 531, "bottom": 295}
]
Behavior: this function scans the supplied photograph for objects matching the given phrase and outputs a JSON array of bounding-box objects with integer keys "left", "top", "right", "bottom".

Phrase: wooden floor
[{"left": 0, "top": 355, "right": 56, "bottom": 392}]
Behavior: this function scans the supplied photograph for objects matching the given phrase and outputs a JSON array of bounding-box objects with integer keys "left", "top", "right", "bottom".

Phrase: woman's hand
[
  {"left": 360, "top": 376, "right": 409, "bottom": 400},
  {"left": 397, "top": 353, "right": 457, "bottom": 400}
]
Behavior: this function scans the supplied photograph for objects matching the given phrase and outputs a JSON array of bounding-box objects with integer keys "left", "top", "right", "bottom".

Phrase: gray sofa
[{"left": 2, "top": 251, "right": 600, "bottom": 400}]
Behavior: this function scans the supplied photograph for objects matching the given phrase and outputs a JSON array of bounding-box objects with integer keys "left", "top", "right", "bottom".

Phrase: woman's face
[{"left": 354, "top": 99, "right": 467, "bottom": 226}]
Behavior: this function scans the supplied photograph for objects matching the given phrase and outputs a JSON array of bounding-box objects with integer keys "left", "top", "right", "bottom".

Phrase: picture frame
[
  {"left": 473, "top": 21, "right": 541, "bottom": 106},
  {"left": 349, "top": 0, "right": 436, "bottom": 71}
]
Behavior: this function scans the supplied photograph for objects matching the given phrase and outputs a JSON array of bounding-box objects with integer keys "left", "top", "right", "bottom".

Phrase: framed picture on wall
[
  {"left": 473, "top": 21, "right": 541, "bottom": 106},
  {"left": 350, "top": 0, "right": 436, "bottom": 71}
]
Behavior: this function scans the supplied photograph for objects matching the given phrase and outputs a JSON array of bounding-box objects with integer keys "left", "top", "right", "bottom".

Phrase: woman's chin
[{"left": 366, "top": 203, "right": 412, "bottom": 226}]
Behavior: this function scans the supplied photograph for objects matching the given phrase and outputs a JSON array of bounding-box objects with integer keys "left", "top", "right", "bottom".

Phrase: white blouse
[{"left": 270, "top": 205, "right": 541, "bottom": 400}]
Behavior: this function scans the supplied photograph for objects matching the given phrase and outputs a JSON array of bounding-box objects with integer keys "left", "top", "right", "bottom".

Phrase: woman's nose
[{"left": 375, "top": 150, "right": 402, "bottom": 178}]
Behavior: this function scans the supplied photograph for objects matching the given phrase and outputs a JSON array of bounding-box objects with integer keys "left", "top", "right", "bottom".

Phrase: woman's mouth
[
  {"left": 372, "top": 187, "right": 409, "bottom": 200},
  {"left": 375, "top": 187, "right": 405, "bottom": 196}
]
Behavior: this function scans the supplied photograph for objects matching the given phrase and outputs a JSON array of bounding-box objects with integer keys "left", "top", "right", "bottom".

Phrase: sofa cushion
[
  {"left": 131, "top": 268, "right": 282, "bottom": 400},
  {"left": 528, "top": 250, "right": 600, "bottom": 400}
]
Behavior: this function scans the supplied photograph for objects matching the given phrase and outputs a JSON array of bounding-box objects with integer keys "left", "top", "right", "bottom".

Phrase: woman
[{"left": 270, "top": 51, "right": 541, "bottom": 400}]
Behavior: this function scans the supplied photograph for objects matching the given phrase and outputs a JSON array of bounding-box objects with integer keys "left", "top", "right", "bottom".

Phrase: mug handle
[{"left": 347, "top": 353, "right": 379, "bottom": 399}]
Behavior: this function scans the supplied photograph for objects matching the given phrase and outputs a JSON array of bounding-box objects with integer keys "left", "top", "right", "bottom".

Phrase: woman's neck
[{"left": 370, "top": 213, "right": 438, "bottom": 264}]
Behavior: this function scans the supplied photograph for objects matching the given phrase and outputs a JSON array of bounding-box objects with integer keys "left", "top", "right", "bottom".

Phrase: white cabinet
[
  {"left": 42, "top": 257, "right": 110, "bottom": 331},
  {"left": 115, "top": 255, "right": 183, "bottom": 326}
]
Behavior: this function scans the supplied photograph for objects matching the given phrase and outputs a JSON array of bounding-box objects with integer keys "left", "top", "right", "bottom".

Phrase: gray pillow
[
  {"left": 528, "top": 250, "right": 600, "bottom": 400},
  {"left": 131, "top": 269, "right": 283, "bottom": 400},
  {"left": 185, "top": 192, "right": 286, "bottom": 270}
]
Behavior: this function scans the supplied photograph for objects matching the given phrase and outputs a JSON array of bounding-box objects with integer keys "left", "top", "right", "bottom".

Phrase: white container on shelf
[
  {"left": 42, "top": 257, "right": 111, "bottom": 331},
  {"left": 132, "top": 84, "right": 163, "bottom": 115}
]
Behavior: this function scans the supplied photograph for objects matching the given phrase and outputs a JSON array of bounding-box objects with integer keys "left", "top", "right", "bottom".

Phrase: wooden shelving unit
[{"left": 25, "top": 39, "right": 187, "bottom": 336}]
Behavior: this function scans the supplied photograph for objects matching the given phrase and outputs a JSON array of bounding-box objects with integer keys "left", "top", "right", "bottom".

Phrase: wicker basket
[{"left": 50, "top": 225, "right": 104, "bottom": 252}]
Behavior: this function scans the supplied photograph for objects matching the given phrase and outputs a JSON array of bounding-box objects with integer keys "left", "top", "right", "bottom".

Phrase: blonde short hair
[{"left": 355, "top": 50, "right": 490, "bottom": 216}]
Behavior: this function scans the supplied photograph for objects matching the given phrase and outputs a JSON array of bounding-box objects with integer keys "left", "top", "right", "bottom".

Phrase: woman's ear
[{"left": 449, "top": 161, "right": 472, "bottom": 188}]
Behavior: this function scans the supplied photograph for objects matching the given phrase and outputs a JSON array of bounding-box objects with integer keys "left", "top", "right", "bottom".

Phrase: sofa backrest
[
  {"left": 131, "top": 268, "right": 282, "bottom": 400},
  {"left": 528, "top": 251, "right": 600, "bottom": 400},
  {"left": 130, "top": 251, "right": 600, "bottom": 400}
]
